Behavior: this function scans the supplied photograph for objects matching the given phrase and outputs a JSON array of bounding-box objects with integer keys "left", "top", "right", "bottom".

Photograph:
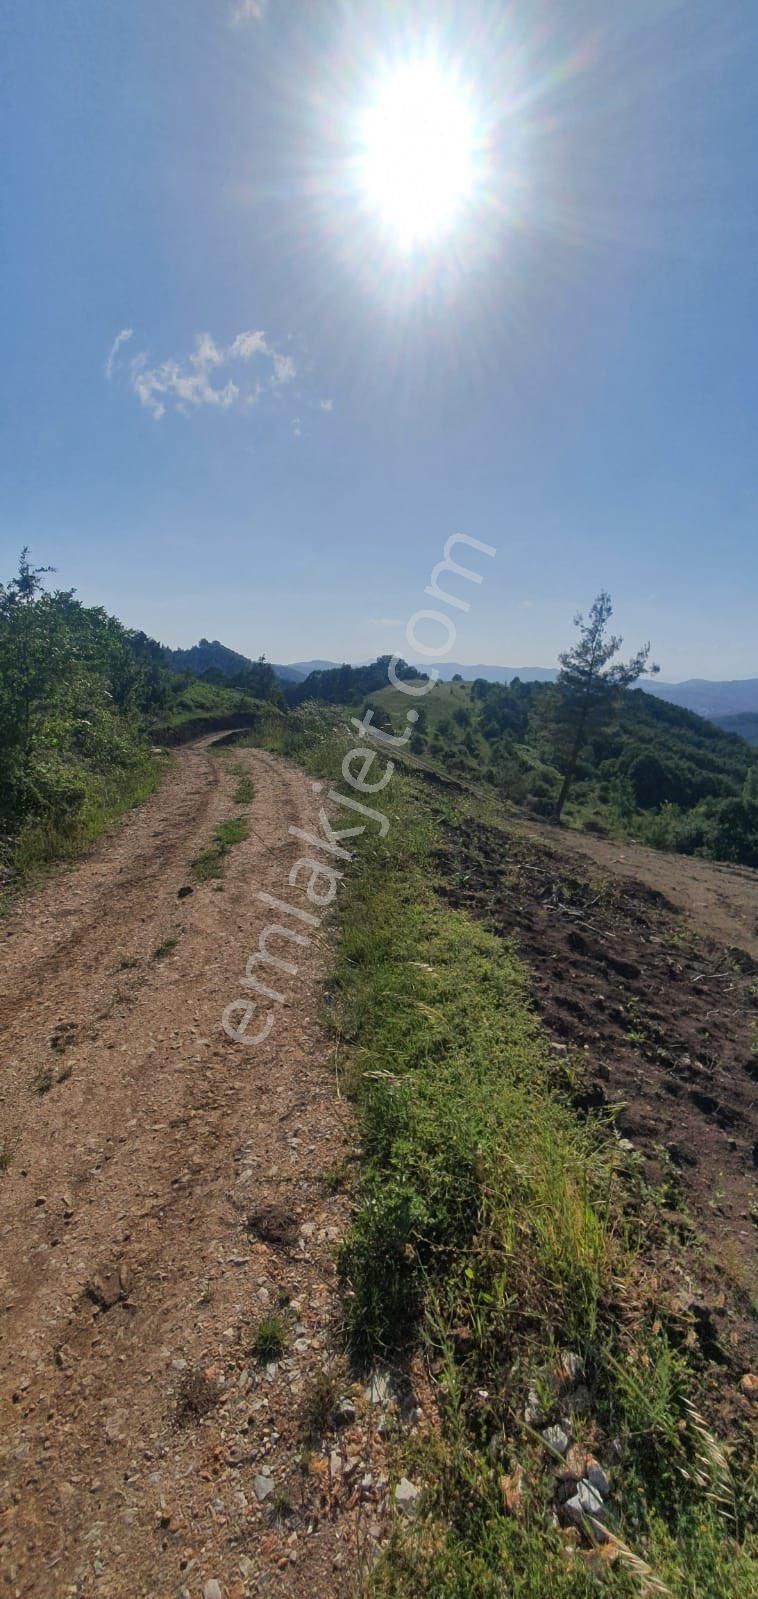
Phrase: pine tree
[{"left": 553, "top": 592, "right": 658, "bottom": 822}]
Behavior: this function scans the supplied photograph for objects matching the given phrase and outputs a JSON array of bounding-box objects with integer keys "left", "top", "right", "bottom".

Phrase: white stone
[
  {"left": 563, "top": 1479, "right": 607, "bottom": 1524},
  {"left": 541, "top": 1424, "right": 570, "bottom": 1455},
  {"left": 395, "top": 1477, "right": 421, "bottom": 1518},
  {"left": 585, "top": 1460, "right": 611, "bottom": 1499}
]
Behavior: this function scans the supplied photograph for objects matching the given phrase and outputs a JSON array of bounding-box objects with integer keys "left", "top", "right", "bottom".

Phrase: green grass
[
  {"left": 250, "top": 1314, "right": 287, "bottom": 1365},
  {"left": 190, "top": 814, "right": 249, "bottom": 881},
  {"left": 335, "top": 794, "right": 618, "bottom": 1371},
  {"left": 154, "top": 677, "right": 262, "bottom": 733},
  {"left": 216, "top": 816, "right": 249, "bottom": 847},
  {"left": 370, "top": 678, "right": 476, "bottom": 731},
  {"left": 8, "top": 754, "right": 163, "bottom": 893},
  {"left": 152, "top": 934, "right": 179, "bottom": 961},
  {"left": 233, "top": 773, "right": 255, "bottom": 803}
]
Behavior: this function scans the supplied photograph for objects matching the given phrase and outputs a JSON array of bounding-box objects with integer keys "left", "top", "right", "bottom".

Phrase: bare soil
[
  {"left": 439, "top": 809, "right": 758, "bottom": 1396},
  {"left": 0, "top": 742, "right": 394, "bottom": 1599}
]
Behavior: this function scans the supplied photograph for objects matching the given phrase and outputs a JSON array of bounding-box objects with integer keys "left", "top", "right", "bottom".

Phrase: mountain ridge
[{"left": 162, "top": 641, "right": 758, "bottom": 722}]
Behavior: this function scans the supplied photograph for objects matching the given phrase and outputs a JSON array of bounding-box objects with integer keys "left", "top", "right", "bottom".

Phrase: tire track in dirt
[
  {"left": 0, "top": 744, "right": 384, "bottom": 1599},
  {"left": 0, "top": 740, "right": 226, "bottom": 1033}
]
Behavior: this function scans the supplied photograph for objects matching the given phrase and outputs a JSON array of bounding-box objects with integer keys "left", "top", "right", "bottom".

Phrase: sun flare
[{"left": 357, "top": 60, "right": 476, "bottom": 249}]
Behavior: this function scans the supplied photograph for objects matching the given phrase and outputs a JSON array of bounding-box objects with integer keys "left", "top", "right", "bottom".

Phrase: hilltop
[{"left": 163, "top": 637, "right": 304, "bottom": 684}]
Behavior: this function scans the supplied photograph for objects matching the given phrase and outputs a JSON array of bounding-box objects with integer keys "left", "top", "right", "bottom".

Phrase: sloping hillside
[
  {"left": 360, "top": 670, "right": 758, "bottom": 866},
  {"left": 645, "top": 677, "right": 758, "bottom": 718},
  {"left": 715, "top": 712, "right": 758, "bottom": 746}
]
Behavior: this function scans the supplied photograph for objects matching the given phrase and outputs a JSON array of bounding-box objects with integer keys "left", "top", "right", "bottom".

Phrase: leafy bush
[{"left": 0, "top": 552, "right": 167, "bottom": 879}]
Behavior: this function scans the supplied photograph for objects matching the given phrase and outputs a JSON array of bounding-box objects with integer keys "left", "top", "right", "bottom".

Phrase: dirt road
[{"left": 0, "top": 742, "right": 379, "bottom": 1599}]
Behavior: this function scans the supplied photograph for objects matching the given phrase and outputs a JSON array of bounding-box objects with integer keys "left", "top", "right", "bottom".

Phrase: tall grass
[{"left": 10, "top": 755, "right": 163, "bottom": 885}]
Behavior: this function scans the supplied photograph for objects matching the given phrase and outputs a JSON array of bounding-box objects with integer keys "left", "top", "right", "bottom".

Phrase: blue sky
[{"left": 1, "top": 0, "right": 756, "bottom": 677}]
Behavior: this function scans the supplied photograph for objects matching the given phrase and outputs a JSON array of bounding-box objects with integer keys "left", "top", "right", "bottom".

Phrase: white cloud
[
  {"left": 230, "top": 330, "right": 268, "bottom": 360},
  {"left": 123, "top": 329, "right": 297, "bottom": 421},
  {"left": 319, "top": 398, "right": 334, "bottom": 412},
  {"left": 105, "top": 327, "right": 133, "bottom": 380},
  {"left": 292, "top": 417, "right": 302, "bottom": 438},
  {"left": 272, "top": 351, "right": 296, "bottom": 386},
  {"left": 229, "top": 0, "right": 265, "bottom": 25}
]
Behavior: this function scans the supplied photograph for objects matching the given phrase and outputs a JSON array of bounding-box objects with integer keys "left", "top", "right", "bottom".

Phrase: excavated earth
[{"left": 439, "top": 808, "right": 758, "bottom": 1414}]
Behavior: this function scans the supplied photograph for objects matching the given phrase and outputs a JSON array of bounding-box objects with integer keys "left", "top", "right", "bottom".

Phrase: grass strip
[{"left": 190, "top": 815, "right": 249, "bottom": 881}]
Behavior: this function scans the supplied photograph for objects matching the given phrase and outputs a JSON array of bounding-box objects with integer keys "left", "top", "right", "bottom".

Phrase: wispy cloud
[
  {"left": 114, "top": 329, "right": 296, "bottom": 421},
  {"left": 319, "top": 397, "right": 334, "bottom": 412},
  {"left": 105, "top": 327, "right": 133, "bottom": 380},
  {"left": 229, "top": 0, "right": 265, "bottom": 25}
]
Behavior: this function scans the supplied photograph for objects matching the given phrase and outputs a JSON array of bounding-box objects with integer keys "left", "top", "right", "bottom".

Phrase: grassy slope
[
  {"left": 370, "top": 678, "right": 477, "bottom": 730},
  {"left": 154, "top": 675, "right": 264, "bottom": 733},
  {"left": 9, "top": 753, "right": 163, "bottom": 888},
  {"left": 254, "top": 705, "right": 756, "bottom": 1599}
]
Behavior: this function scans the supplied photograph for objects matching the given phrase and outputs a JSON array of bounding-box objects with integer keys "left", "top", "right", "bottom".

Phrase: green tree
[
  {"left": 0, "top": 550, "right": 63, "bottom": 778},
  {"left": 0, "top": 551, "right": 170, "bottom": 841},
  {"left": 743, "top": 765, "right": 758, "bottom": 806},
  {"left": 553, "top": 592, "right": 657, "bottom": 822}
]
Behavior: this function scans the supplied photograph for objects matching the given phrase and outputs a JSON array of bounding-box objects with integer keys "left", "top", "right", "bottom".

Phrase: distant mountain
[
  {"left": 167, "top": 644, "right": 758, "bottom": 723},
  {"left": 163, "top": 639, "right": 303, "bottom": 683},
  {"left": 287, "top": 659, "right": 342, "bottom": 677},
  {"left": 428, "top": 668, "right": 758, "bottom": 708},
  {"left": 713, "top": 712, "right": 758, "bottom": 746},
  {"left": 643, "top": 678, "right": 758, "bottom": 719},
  {"left": 283, "top": 660, "right": 560, "bottom": 684},
  {"left": 426, "top": 663, "right": 559, "bottom": 684},
  {"left": 272, "top": 663, "right": 306, "bottom": 683}
]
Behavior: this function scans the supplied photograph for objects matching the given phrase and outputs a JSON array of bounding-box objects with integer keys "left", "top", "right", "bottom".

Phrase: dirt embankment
[{"left": 0, "top": 741, "right": 386, "bottom": 1599}]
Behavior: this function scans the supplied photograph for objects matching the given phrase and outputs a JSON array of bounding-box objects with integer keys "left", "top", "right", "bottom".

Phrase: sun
[{"left": 357, "top": 60, "right": 477, "bottom": 249}]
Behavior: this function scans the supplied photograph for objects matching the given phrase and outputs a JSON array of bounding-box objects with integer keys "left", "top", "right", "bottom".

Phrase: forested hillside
[
  {"left": 283, "top": 653, "right": 758, "bottom": 867},
  {"left": 164, "top": 637, "right": 302, "bottom": 685},
  {"left": 715, "top": 712, "right": 758, "bottom": 746},
  {"left": 286, "top": 654, "right": 427, "bottom": 705},
  {"left": 0, "top": 555, "right": 277, "bottom": 882}
]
